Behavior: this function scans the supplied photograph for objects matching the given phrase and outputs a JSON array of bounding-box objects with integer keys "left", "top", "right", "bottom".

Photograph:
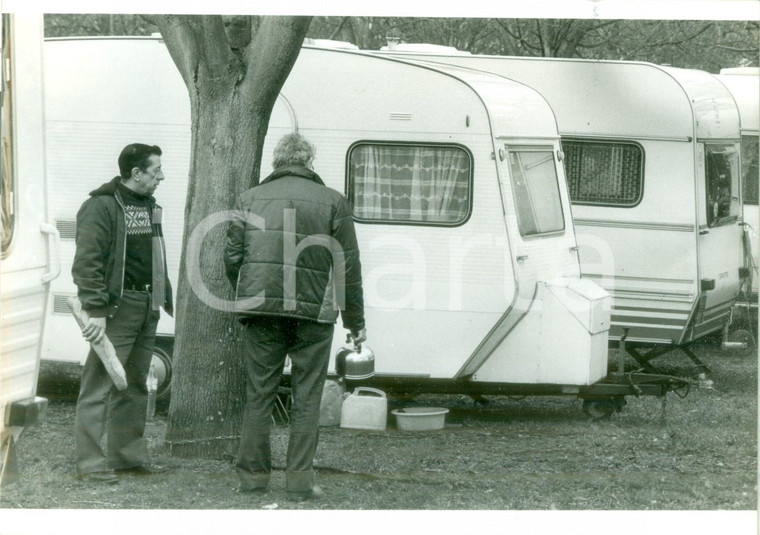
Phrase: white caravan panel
[
  {"left": 1, "top": 14, "right": 55, "bottom": 481},
  {"left": 386, "top": 52, "right": 744, "bottom": 345},
  {"left": 42, "top": 38, "right": 191, "bottom": 365}
]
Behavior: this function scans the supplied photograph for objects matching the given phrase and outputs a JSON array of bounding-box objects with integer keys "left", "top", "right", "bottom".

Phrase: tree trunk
[
  {"left": 166, "top": 97, "right": 253, "bottom": 458},
  {"left": 155, "top": 15, "right": 312, "bottom": 458}
]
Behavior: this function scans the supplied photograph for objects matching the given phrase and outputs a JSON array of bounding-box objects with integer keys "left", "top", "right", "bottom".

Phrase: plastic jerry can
[{"left": 339, "top": 387, "right": 387, "bottom": 431}]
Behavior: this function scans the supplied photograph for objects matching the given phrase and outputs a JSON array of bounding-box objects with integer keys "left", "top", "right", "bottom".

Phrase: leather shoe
[
  {"left": 78, "top": 471, "right": 118, "bottom": 484},
  {"left": 286, "top": 485, "right": 324, "bottom": 502},
  {"left": 116, "top": 464, "right": 170, "bottom": 475}
]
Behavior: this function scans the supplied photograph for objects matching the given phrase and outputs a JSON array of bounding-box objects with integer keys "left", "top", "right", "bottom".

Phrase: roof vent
[
  {"left": 52, "top": 293, "right": 76, "bottom": 315},
  {"left": 304, "top": 39, "right": 359, "bottom": 50},
  {"left": 719, "top": 67, "right": 759, "bottom": 76},
  {"left": 389, "top": 112, "right": 412, "bottom": 121},
  {"left": 379, "top": 43, "right": 470, "bottom": 55},
  {"left": 55, "top": 219, "right": 76, "bottom": 240}
]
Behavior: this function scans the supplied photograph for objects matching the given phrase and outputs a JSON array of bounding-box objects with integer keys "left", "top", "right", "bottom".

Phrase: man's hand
[
  {"left": 82, "top": 317, "right": 107, "bottom": 345},
  {"left": 350, "top": 328, "right": 367, "bottom": 346}
]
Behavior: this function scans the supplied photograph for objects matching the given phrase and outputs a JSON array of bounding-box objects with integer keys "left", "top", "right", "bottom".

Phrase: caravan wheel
[
  {"left": 151, "top": 342, "right": 173, "bottom": 409},
  {"left": 582, "top": 398, "right": 626, "bottom": 419}
]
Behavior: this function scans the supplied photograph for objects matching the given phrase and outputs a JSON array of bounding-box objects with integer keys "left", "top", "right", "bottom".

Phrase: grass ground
[{"left": 1, "top": 334, "right": 756, "bottom": 522}]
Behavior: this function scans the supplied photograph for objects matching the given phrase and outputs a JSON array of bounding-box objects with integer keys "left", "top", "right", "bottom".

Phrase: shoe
[
  {"left": 286, "top": 485, "right": 324, "bottom": 502},
  {"left": 116, "top": 464, "right": 170, "bottom": 475},
  {"left": 78, "top": 471, "right": 119, "bottom": 484}
]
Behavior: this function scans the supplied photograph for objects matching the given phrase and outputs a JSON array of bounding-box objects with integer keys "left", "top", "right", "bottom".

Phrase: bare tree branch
[
  {"left": 467, "top": 19, "right": 496, "bottom": 51},
  {"left": 645, "top": 22, "right": 714, "bottom": 48},
  {"left": 157, "top": 15, "right": 240, "bottom": 97},
  {"left": 241, "top": 16, "right": 312, "bottom": 112},
  {"left": 494, "top": 19, "right": 521, "bottom": 42},
  {"left": 714, "top": 44, "right": 760, "bottom": 53},
  {"left": 328, "top": 17, "right": 349, "bottom": 41},
  {"left": 153, "top": 16, "right": 203, "bottom": 90},
  {"left": 619, "top": 21, "right": 665, "bottom": 60}
]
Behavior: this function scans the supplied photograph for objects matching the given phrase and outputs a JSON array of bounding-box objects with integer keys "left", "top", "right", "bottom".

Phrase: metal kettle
[{"left": 335, "top": 334, "right": 375, "bottom": 380}]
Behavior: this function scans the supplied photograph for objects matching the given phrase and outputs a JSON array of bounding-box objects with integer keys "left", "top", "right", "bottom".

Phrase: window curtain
[
  {"left": 351, "top": 145, "right": 470, "bottom": 223},
  {"left": 1, "top": 27, "right": 13, "bottom": 253}
]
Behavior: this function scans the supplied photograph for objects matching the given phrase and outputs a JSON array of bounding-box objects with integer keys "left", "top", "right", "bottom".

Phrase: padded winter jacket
[
  {"left": 224, "top": 166, "right": 365, "bottom": 332},
  {"left": 72, "top": 176, "right": 174, "bottom": 318}
]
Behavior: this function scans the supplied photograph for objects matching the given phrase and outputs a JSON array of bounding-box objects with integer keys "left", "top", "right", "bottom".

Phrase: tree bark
[{"left": 154, "top": 14, "right": 312, "bottom": 458}]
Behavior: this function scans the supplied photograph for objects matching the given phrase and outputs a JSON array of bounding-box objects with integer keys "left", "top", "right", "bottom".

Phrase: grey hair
[{"left": 272, "top": 133, "right": 315, "bottom": 169}]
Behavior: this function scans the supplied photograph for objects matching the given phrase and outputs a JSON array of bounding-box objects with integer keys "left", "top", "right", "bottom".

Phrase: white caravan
[
  {"left": 714, "top": 67, "right": 759, "bottom": 316},
  {"left": 40, "top": 37, "right": 689, "bottom": 415},
  {"left": 0, "top": 14, "right": 58, "bottom": 485},
  {"left": 382, "top": 48, "right": 747, "bottom": 368}
]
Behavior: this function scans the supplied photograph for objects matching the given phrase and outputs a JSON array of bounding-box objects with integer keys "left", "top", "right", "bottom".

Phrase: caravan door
[
  {"left": 455, "top": 142, "right": 580, "bottom": 380},
  {"left": 694, "top": 142, "right": 744, "bottom": 339},
  {"left": 502, "top": 145, "right": 578, "bottom": 282},
  {"left": 1, "top": 13, "right": 57, "bottom": 483}
]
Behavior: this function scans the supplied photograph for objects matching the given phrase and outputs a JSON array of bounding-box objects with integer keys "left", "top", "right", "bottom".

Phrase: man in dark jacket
[
  {"left": 225, "top": 133, "right": 366, "bottom": 501},
  {"left": 72, "top": 143, "right": 173, "bottom": 484}
]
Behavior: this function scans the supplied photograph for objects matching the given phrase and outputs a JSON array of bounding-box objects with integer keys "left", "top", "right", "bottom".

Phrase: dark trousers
[
  {"left": 236, "top": 317, "right": 334, "bottom": 492},
  {"left": 75, "top": 290, "right": 159, "bottom": 475}
]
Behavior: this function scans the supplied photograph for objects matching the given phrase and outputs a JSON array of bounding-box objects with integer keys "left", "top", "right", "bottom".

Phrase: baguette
[{"left": 66, "top": 297, "right": 128, "bottom": 391}]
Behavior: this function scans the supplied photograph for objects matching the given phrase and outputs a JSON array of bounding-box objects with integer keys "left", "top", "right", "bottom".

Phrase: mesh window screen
[{"left": 562, "top": 140, "right": 643, "bottom": 206}]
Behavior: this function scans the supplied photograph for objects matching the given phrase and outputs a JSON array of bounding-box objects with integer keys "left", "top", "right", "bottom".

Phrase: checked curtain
[{"left": 350, "top": 144, "right": 471, "bottom": 224}]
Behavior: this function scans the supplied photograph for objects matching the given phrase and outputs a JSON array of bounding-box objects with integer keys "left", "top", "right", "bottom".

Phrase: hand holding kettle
[
  {"left": 336, "top": 329, "right": 374, "bottom": 380},
  {"left": 349, "top": 327, "right": 367, "bottom": 347}
]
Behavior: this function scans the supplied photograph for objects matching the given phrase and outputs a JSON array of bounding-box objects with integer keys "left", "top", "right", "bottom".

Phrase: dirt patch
[{"left": 2, "top": 337, "right": 757, "bottom": 512}]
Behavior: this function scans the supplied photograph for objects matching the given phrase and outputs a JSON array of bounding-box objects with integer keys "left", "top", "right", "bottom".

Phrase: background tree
[
  {"left": 489, "top": 19, "right": 621, "bottom": 57},
  {"left": 45, "top": 14, "right": 758, "bottom": 71},
  {"left": 601, "top": 20, "right": 759, "bottom": 72},
  {"left": 142, "top": 14, "right": 311, "bottom": 458},
  {"left": 308, "top": 16, "right": 376, "bottom": 48},
  {"left": 304, "top": 17, "right": 758, "bottom": 71},
  {"left": 45, "top": 14, "right": 159, "bottom": 37}
]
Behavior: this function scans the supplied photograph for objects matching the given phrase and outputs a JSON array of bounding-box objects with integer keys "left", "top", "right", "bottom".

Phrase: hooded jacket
[
  {"left": 224, "top": 166, "right": 365, "bottom": 332},
  {"left": 72, "top": 176, "right": 174, "bottom": 318}
]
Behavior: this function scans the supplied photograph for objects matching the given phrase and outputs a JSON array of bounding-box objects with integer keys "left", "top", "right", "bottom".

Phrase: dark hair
[
  {"left": 118, "top": 143, "right": 162, "bottom": 179},
  {"left": 272, "top": 133, "right": 315, "bottom": 169}
]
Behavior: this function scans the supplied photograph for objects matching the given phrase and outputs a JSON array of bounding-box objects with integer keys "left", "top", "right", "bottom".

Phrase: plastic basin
[{"left": 391, "top": 407, "right": 449, "bottom": 431}]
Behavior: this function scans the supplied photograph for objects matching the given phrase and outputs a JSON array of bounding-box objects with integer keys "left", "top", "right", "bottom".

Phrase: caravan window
[
  {"left": 348, "top": 142, "right": 472, "bottom": 226},
  {"left": 741, "top": 135, "right": 759, "bottom": 206},
  {"left": 507, "top": 147, "right": 565, "bottom": 237},
  {"left": 561, "top": 140, "right": 643, "bottom": 206},
  {"left": 1, "top": 15, "right": 15, "bottom": 255},
  {"left": 705, "top": 144, "right": 740, "bottom": 227}
]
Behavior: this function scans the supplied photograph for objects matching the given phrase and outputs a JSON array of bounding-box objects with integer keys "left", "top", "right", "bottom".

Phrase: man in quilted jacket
[{"left": 224, "top": 133, "right": 366, "bottom": 501}]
